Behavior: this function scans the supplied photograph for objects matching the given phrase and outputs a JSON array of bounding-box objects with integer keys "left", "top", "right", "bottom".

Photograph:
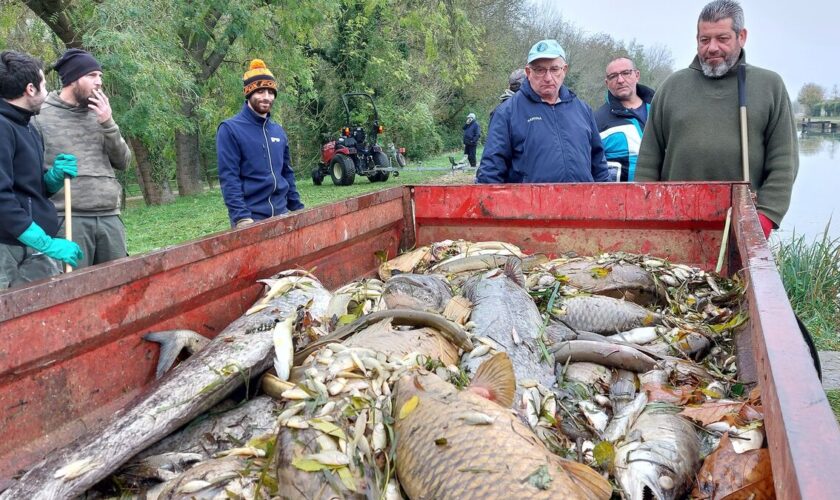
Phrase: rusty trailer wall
[{"left": 0, "top": 183, "right": 837, "bottom": 497}]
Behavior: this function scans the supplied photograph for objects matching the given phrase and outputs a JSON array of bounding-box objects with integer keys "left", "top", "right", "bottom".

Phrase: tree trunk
[
  {"left": 129, "top": 138, "right": 174, "bottom": 206},
  {"left": 174, "top": 129, "right": 203, "bottom": 196}
]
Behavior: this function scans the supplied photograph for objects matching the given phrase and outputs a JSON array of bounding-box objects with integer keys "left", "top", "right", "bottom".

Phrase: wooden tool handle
[{"left": 64, "top": 176, "right": 73, "bottom": 273}]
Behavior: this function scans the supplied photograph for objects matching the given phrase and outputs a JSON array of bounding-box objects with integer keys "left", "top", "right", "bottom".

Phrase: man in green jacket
[
  {"left": 636, "top": 0, "right": 797, "bottom": 238},
  {"left": 34, "top": 49, "right": 132, "bottom": 267}
]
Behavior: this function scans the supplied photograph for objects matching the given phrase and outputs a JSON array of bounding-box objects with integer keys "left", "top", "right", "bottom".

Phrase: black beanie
[{"left": 54, "top": 49, "right": 102, "bottom": 87}]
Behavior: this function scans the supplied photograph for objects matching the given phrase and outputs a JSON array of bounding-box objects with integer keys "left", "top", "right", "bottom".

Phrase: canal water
[{"left": 774, "top": 133, "right": 840, "bottom": 243}]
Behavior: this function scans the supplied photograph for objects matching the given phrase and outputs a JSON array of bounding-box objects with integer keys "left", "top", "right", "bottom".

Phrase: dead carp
[
  {"left": 461, "top": 262, "right": 556, "bottom": 411},
  {"left": 548, "top": 259, "right": 662, "bottom": 305},
  {"left": 393, "top": 353, "right": 611, "bottom": 499},
  {"left": 555, "top": 295, "right": 662, "bottom": 335},
  {"left": 381, "top": 273, "right": 452, "bottom": 313}
]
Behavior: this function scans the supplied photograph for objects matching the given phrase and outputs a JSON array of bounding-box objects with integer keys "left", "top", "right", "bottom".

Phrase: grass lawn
[
  {"left": 828, "top": 389, "right": 840, "bottom": 422},
  {"left": 123, "top": 149, "right": 480, "bottom": 255}
]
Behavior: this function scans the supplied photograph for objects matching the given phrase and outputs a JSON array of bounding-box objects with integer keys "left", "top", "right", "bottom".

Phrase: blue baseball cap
[{"left": 527, "top": 39, "right": 566, "bottom": 64}]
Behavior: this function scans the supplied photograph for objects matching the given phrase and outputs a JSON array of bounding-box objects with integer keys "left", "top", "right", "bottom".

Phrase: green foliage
[
  {"left": 772, "top": 224, "right": 840, "bottom": 350},
  {"left": 6, "top": 0, "right": 676, "bottom": 204},
  {"left": 827, "top": 389, "right": 840, "bottom": 424},
  {"left": 798, "top": 82, "right": 827, "bottom": 117},
  {"left": 123, "top": 148, "right": 474, "bottom": 254}
]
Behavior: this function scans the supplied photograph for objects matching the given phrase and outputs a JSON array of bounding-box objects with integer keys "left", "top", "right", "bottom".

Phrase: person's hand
[
  {"left": 235, "top": 218, "right": 254, "bottom": 229},
  {"left": 17, "top": 222, "right": 84, "bottom": 266},
  {"left": 51, "top": 153, "right": 78, "bottom": 177},
  {"left": 44, "top": 154, "right": 78, "bottom": 193},
  {"left": 88, "top": 88, "right": 113, "bottom": 124},
  {"left": 757, "top": 213, "right": 774, "bottom": 239},
  {"left": 44, "top": 238, "right": 84, "bottom": 267}
]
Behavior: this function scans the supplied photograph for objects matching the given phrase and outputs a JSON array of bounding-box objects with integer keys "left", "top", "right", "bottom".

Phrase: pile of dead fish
[{"left": 2, "top": 241, "right": 772, "bottom": 500}]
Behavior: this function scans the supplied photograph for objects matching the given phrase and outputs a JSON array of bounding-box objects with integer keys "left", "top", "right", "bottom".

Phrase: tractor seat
[{"left": 352, "top": 127, "right": 366, "bottom": 145}]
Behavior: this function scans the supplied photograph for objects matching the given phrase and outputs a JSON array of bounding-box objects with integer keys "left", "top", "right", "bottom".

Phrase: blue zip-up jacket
[
  {"left": 216, "top": 103, "right": 304, "bottom": 226},
  {"left": 0, "top": 99, "right": 58, "bottom": 246},
  {"left": 476, "top": 79, "right": 610, "bottom": 183},
  {"left": 594, "top": 84, "right": 655, "bottom": 182},
  {"left": 463, "top": 120, "right": 480, "bottom": 145}
]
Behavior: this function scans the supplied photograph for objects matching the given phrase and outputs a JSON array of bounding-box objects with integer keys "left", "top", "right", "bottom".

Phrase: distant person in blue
[
  {"left": 594, "top": 57, "right": 655, "bottom": 182},
  {"left": 462, "top": 112, "right": 481, "bottom": 167},
  {"left": 216, "top": 59, "right": 304, "bottom": 229},
  {"left": 476, "top": 39, "right": 610, "bottom": 183}
]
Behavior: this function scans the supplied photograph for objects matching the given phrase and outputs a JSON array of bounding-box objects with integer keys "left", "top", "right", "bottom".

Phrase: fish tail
[
  {"left": 143, "top": 330, "right": 197, "bottom": 380},
  {"left": 468, "top": 352, "right": 516, "bottom": 408}
]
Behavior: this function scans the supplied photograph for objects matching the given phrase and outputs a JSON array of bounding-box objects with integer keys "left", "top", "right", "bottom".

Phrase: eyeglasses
[
  {"left": 606, "top": 69, "right": 637, "bottom": 82},
  {"left": 529, "top": 65, "right": 565, "bottom": 77}
]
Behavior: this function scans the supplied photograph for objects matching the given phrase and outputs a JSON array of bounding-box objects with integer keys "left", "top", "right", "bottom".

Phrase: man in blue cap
[{"left": 477, "top": 39, "right": 610, "bottom": 183}]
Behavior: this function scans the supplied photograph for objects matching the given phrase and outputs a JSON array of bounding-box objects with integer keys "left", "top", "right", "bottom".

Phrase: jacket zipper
[{"left": 262, "top": 119, "right": 277, "bottom": 217}]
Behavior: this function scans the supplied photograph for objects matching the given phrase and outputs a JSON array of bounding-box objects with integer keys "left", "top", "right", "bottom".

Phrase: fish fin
[
  {"left": 503, "top": 257, "right": 525, "bottom": 288},
  {"left": 143, "top": 330, "right": 196, "bottom": 379},
  {"left": 468, "top": 352, "right": 516, "bottom": 408},
  {"left": 558, "top": 459, "right": 613, "bottom": 500}
]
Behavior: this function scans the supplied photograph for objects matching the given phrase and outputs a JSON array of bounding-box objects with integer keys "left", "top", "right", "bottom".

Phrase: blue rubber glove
[
  {"left": 17, "top": 222, "right": 84, "bottom": 267},
  {"left": 44, "top": 153, "right": 78, "bottom": 194}
]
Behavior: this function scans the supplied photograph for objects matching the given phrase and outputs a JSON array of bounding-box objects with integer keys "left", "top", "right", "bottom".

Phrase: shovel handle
[
  {"left": 737, "top": 63, "right": 750, "bottom": 184},
  {"left": 64, "top": 175, "right": 73, "bottom": 273}
]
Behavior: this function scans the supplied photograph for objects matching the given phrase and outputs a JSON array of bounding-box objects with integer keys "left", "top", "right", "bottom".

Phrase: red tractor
[{"left": 311, "top": 93, "right": 397, "bottom": 186}]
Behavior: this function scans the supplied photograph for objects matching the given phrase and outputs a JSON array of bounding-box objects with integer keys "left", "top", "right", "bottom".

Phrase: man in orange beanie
[{"left": 216, "top": 59, "right": 304, "bottom": 229}]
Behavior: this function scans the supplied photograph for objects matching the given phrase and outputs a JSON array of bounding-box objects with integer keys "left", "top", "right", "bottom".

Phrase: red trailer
[{"left": 0, "top": 183, "right": 836, "bottom": 497}]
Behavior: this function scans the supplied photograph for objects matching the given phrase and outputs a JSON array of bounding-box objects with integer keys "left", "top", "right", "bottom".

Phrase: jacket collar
[
  {"left": 689, "top": 49, "right": 747, "bottom": 78},
  {"left": 605, "top": 83, "right": 655, "bottom": 112},
  {"left": 521, "top": 78, "right": 574, "bottom": 105},
  {"left": 238, "top": 101, "right": 272, "bottom": 125},
  {"left": 0, "top": 98, "right": 35, "bottom": 125}
]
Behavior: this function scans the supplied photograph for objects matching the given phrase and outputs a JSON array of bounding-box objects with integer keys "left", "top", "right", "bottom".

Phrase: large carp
[
  {"left": 0, "top": 273, "right": 331, "bottom": 500},
  {"left": 461, "top": 263, "right": 555, "bottom": 409},
  {"left": 393, "top": 353, "right": 611, "bottom": 499}
]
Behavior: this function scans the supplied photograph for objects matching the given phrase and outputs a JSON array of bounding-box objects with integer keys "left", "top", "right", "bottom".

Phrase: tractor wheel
[
  {"left": 330, "top": 154, "right": 356, "bottom": 186},
  {"left": 372, "top": 151, "right": 390, "bottom": 182},
  {"left": 311, "top": 164, "right": 325, "bottom": 186},
  {"left": 396, "top": 153, "right": 407, "bottom": 168}
]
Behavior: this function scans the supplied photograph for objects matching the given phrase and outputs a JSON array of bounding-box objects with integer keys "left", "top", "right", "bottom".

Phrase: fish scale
[
  {"left": 559, "top": 295, "right": 662, "bottom": 334},
  {"left": 394, "top": 371, "right": 611, "bottom": 499},
  {"left": 461, "top": 273, "right": 555, "bottom": 406}
]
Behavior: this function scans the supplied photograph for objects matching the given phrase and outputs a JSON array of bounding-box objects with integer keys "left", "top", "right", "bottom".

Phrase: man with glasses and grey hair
[
  {"left": 477, "top": 39, "right": 610, "bottom": 183},
  {"left": 594, "top": 58, "right": 655, "bottom": 182},
  {"left": 636, "top": 0, "right": 797, "bottom": 238}
]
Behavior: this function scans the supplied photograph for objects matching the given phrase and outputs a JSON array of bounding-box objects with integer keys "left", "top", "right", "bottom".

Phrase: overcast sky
[{"left": 535, "top": 0, "right": 839, "bottom": 98}]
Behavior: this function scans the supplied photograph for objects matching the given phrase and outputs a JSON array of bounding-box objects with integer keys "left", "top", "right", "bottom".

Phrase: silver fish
[
  {"left": 0, "top": 273, "right": 331, "bottom": 500},
  {"left": 549, "top": 259, "right": 662, "bottom": 305},
  {"left": 556, "top": 295, "right": 662, "bottom": 335},
  {"left": 614, "top": 406, "right": 701, "bottom": 500},
  {"left": 381, "top": 273, "right": 452, "bottom": 313},
  {"left": 461, "top": 260, "right": 555, "bottom": 413},
  {"left": 143, "top": 330, "right": 210, "bottom": 379}
]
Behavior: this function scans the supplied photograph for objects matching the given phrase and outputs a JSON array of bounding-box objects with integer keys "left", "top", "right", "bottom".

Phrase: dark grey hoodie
[{"left": 33, "top": 91, "right": 131, "bottom": 215}]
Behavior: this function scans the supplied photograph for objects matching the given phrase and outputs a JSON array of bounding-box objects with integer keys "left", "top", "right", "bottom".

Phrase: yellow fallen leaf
[
  {"left": 337, "top": 466, "right": 357, "bottom": 492},
  {"left": 399, "top": 396, "right": 420, "bottom": 420},
  {"left": 310, "top": 419, "right": 348, "bottom": 441},
  {"left": 590, "top": 267, "right": 610, "bottom": 279},
  {"left": 291, "top": 458, "right": 328, "bottom": 472},
  {"left": 593, "top": 441, "right": 615, "bottom": 468}
]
